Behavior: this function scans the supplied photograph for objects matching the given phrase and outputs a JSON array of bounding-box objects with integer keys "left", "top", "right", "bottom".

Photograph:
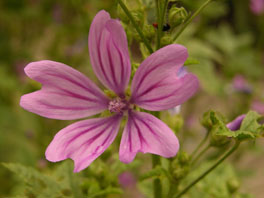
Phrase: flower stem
[
  {"left": 117, "top": 0, "right": 153, "bottom": 54},
  {"left": 191, "top": 144, "right": 210, "bottom": 166},
  {"left": 152, "top": 154, "right": 162, "bottom": 198},
  {"left": 172, "top": 0, "right": 213, "bottom": 42},
  {"left": 190, "top": 131, "right": 209, "bottom": 159},
  {"left": 155, "top": 0, "right": 161, "bottom": 50},
  {"left": 155, "top": 0, "right": 169, "bottom": 50},
  {"left": 174, "top": 141, "right": 240, "bottom": 198},
  {"left": 161, "top": 0, "right": 169, "bottom": 29}
]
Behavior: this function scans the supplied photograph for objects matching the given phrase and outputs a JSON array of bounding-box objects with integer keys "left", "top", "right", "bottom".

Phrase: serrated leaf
[
  {"left": 2, "top": 163, "right": 69, "bottom": 198},
  {"left": 216, "top": 130, "right": 255, "bottom": 140},
  {"left": 240, "top": 111, "right": 263, "bottom": 132}
]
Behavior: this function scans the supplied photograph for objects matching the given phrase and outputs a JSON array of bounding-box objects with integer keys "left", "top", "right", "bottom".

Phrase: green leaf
[
  {"left": 216, "top": 130, "right": 255, "bottom": 140},
  {"left": 240, "top": 111, "right": 263, "bottom": 132},
  {"left": 2, "top": 163, "right": 64, "bottom": 198}
]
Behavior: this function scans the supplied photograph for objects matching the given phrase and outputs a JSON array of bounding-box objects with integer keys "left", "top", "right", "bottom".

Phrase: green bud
[
  {"left": 161, "top": 35, "right": 172, "bottom": 47},
  {"left": 161, "top": 112, "right": 183, "bottom": 133},
  {"left": 168, "top": 6, "right": 188, "bottom": 28},
  {"left": 201, "top": 110, "right": 226, "bottom": 130},
  {"left": 210, "top": 126, "right": 231, "bottom": 147},
  {"left": 143, "top": 24, "right": 155, "bottom": 41},
  {"left": 177, "top": 151, "right": 191, "bottom": 165},
  {"left": 172, "top": 166, "right": 190, "bottom": 180},
  {"left": 227, "top": 178, "right": 240, "bottom": 194}
]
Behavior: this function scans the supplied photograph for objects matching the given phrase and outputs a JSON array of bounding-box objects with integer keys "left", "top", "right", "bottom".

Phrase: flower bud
[
  {"left": 172, "top": 166, "right": 190, "bottom": 180},
  {"left": 177, "top": 151, "right": 191, "bottom": 165},
  {"left": 227, "top": 178, "right": 240, "bottom": 193},
  {"left": 209, "top": 126, "right": 231, "bottom": 147},
  {"left": 143, "top": 24, "right": 155, "bottom": 41},
  {"left": 201, "top": 110, "right": 226, "bottom": 130},
  {"left": 161, "top": 35, "right": 173, "bottom": 47},
  {"left": 170, "top": 151, "right": 190, "bottom": 180},
  {"left": 161, "top": 112, "right": 183, "bottom": 133},
  {"left": 168, "top": 6, "right": 188, "bottom": 28}
]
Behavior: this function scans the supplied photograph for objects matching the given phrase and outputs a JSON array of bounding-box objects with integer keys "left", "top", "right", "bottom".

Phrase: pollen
[{"left": 108, "top": 98, "right": 128, "bottom": 114}]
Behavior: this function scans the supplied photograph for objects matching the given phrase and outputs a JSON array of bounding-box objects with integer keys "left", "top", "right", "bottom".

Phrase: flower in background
[
  {"left": 20, "top": 11, "right": 199, "bottom": 172},
  {"left": 232, "top": 75, "right": 252, "bottom": 94},
  {"left": 118, "top": 171, "right": 136, "bottom": 188},
  {"left": 250, "top": 0, "right": 264, "bottom": 15},
  {"left": 251, "top": 100, "right": 264, "bottom": 114},
  {"left": 226, "top": 115, "right": 246, "bottom": 131}
]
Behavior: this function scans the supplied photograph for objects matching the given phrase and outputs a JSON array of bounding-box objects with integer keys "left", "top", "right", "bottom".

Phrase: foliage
[{"left": 0, "top": 0, "right": 264, "bottom": 198}]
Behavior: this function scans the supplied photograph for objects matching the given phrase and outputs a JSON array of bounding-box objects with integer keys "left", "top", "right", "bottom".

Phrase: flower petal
[
  {"left": 20, "top": 60, "right": 109, "bottom": 120},
  {"left": 131, "top": 44, "right": 199, "bottom": 111},
  {"left": 226, "top": 114, "right": 246, "bottom": 131},
  {"left": 45, "top": 115, "right": 122, "bottom": 172},
  {"left": 119, "top": 111, "right": 179, "bottom": 163},
  {"left": 89, "top": 10, "right": 131, "bottom": 95}
]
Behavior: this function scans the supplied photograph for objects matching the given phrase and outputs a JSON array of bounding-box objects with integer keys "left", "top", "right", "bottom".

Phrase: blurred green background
[{"left": 0, "top": 0, "right": 264, "bottom": 197}]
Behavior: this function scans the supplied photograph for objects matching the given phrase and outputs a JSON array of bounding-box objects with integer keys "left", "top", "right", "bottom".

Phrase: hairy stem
[
  {"left": 172, "top": 0, "right": 213, "bottom": 42},
  {"left": 156, "top": 0, "right": 169, "bottom": 50},
  {"left": 174, "top": 141, "right": 240, "bottom": 198},
  {"left": 117, "top": 0, "right": 153, "bottom": 53},
  {"left": 155, "top": 0, "right": 161, "bottom": 50},
  {"left": 190, "top": 131, "right": 209, "bottom": 159},
  {"left": 191, "top": 144, "right": 210, "bottom": 166},
  {"left": 152, "top": 155, "right": 162, "bottom": 198}
]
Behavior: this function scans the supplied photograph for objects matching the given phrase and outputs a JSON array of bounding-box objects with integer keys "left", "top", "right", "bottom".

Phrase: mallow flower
[
  {"left": 20, "top": 10, "right": 199, "bottom": 172},
  {"left": 250, "top": 0, "right": 264, "bottom": 15}
]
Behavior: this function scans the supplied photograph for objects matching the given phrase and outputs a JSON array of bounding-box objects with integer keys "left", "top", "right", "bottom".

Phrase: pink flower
[
  {"left": 118, "top": 171, "right": 136, "bottom": 188},
  {"left": 232, "top": 75, "right": 252, "bottom": 94},
  {"left": 20, "top": 11, "right": 199, "bottom": 172},
  {"left": 251, "top": 100, "right": 264, "bottom": 114},
  {"left": 226, "top": 115, "right": 246, "bottom": 131},
  {"left": 250, "top": 0, "right": 264, "bottom": 15}
]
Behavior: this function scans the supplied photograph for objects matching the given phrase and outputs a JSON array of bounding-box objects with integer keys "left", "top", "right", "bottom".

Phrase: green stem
[
  {"left": 172, "top": 0, "right": 213, "bottom": 42},
  {"left": 156, "top": 0, "right": 169, "bottom": 50},
  {"left": 160, "top": 0, "right": 169, "bottom": 30},
  {"left": 168, "top": 183, "right": 178, "bottom": 198},
  {"left": 174, "top": 141, "right": 240, "bottom": 198},
  {"left": 190, "top": 132, "right": 209, "bottom": 159},
  {"left": 152, "top": 154, "right": 162, "bottom": 198},
  {"left": 191, "top": 144, "right": 210, "bottom": 166},
  {"left": 117, "top": 0, "right": 153, "bottom": 54},
  {"left": 67, "top": 163, "right": 83, "bottom": 198},
  {"left": 155, "top": 0, "right": 161, "bottom": 50}
]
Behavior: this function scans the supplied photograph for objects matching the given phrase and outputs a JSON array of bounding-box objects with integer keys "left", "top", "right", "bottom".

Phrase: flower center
[{"left": 108, "top": 97, "right": 128, "bottom": 114}]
